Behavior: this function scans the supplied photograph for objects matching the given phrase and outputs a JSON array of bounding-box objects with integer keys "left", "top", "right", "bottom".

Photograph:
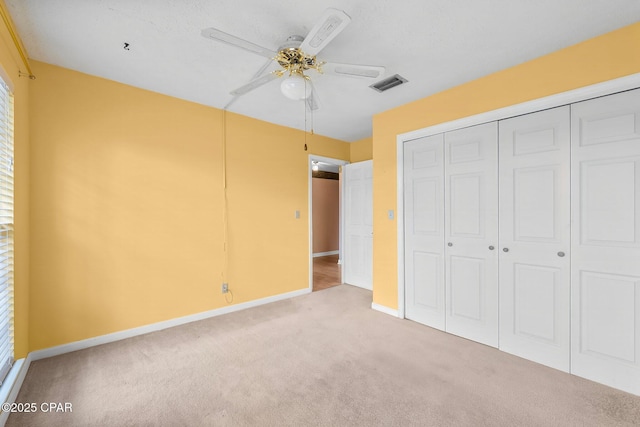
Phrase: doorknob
[
  {"left": 503, "top": 247, "right": 509, "bottom": 252},
  {"left": 557, "top": 251, "right": 565, "bottom": 257},
  {"left": 489, "top": 246, "right": 495, "bottom": 250},
  {"left": 447, "top": 242, "right": 453, "bottom": 247}
]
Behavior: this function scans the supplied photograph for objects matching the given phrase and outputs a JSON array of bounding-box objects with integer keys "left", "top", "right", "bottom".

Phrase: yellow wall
[
  {"left": 372, "top": 22, "right": 640, "bottom": 309},
  {"left": 350, "top": 137, "right": 373, "bottom": 162},
  {"left": 29, "top": 60, "right": 349, "bottom": 351},
  {"left": 0, "top": 2, "right": 30, "bottom": 359},
  {"left": 224, "top": 112, "right": 347, "bottom": 304}
]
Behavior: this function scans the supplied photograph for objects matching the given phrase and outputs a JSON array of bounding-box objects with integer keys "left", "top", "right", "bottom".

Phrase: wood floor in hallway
[{"left": 313, "top": 254, "right": 341, "bottom": 292}]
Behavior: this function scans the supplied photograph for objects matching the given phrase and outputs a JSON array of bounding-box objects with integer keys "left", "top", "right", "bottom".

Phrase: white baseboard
[
  {"left": 313, "top": 250, "right": 339, "bottom": 258},
  {"left": 371, "top": 302, "right": 400, "bottom": 318},
  {"left": 29, "top": 287, "right": 311, "bottom": 362}
]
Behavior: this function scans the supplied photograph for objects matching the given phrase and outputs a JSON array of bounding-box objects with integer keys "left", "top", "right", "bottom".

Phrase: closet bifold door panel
[
  {"left": 570, "top": 88, "right": 640, "bottom": 395},
  {"left": 404, "top": 135, "right": 446, "bottom": 330},
  {"left": 498, "top": 106, "right": 571, "bottom": 372},
  {"left": 444, "top": 122, "right": 499, "bottom": 348}
]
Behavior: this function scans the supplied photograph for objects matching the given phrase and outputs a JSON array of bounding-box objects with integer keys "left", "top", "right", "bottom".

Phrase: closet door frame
[{"left": 396, "top": 72, "right": 640, "bottom": 320}]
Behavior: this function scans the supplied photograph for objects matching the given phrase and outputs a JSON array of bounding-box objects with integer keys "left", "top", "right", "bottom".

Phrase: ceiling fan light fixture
[{"left": 280, "top": 73, "right": 310, "bottom": 100}]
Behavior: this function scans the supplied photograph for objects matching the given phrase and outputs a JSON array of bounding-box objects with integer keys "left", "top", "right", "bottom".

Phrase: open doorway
[{"left": 308, "top": 155, "right": 348, "bottom": 292}]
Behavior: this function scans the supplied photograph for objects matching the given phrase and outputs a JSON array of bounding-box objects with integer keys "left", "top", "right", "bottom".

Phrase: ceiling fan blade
[
  {"left": 299, "top": 8, "right": 351, "bottom": 56},
  {"left": 201, "top": 28, "right": 276, "bottom": 58},
  {"left": 230, "top": 72, "right": 279, "bottom": 96},
  {"left": 306, "top": 81, "right": 320, "bottom": 111},
  {"left": 323, "top": 62, "right": 385, "bottom": 79},
  {"left": 224, "top": 58, "right": 276, "bottom": 109},
  {"left": 252, "top": 58, "right": 275, "bottom": 79}
]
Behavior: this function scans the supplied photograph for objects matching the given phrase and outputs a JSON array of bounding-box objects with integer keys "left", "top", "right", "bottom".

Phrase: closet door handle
[
  {"left": 489, "top": 246, "right": 495, "bottom": 250},
  {"left": 447, "top": 242, "right": 453, "bottom": 247},
  {"left": 557, "top": 251, "right": 565, "bottom": 257},
  {"left": 503, "top": 247, "right": 509, "bottom": 253}
]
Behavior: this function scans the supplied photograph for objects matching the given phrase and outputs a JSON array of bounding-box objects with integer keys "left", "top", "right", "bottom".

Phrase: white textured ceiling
[{"left": 6, "top": 1, "right": 640, "bottom": 142}]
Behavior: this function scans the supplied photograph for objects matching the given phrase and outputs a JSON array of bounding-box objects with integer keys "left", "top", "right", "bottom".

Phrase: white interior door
[
  {"left": 570, "top": 88, "right": 640, "bottom": 395},
  {"left": 344, "top": 160, "right": 373, "bottom": 290},
  {"left": 403, "top": 135, "right": 445, "bottom": 329},
  {"left": 498, "top": 106, "right": 571, "bottom": 371},
  {"left": 444, "top": 122, "right": 499, "bottom": 347}
]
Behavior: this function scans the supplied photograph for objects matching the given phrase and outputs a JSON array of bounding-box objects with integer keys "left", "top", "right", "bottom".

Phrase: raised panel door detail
[
  {"left": 413, "top": 147, "right": 438, "bottom": 169},
  {"left": 449, "top": 173, "right": 482, "bottom": 237},
  {"left": 449, "top": 140, "right": 482, "bottom": 164},
  {"left": 581, "top": 158, "right": 638, "bottom": 246},
  {"left": 413, "top": 252, "right": 441, "bottom": 310},
  {"left": 579, "top": 113, "right": 639, "bottom": 146},
  {"left": 347, "top": 181, "right": 363, "bottom": 226},
  {"left": 348, "top": 234, "right": 363, "bottom": 278},
  {"left": 413, "top": 178, "right": 439, "bottom": 234},
  {"left": 514, "top": 166, "right": 557, "bottom": 242},
  {"left": 579, "top": 271, "right": 638, "bottom": 363},
  {"left": 449, "top": 256, "right": 483, "bottom": 322},
  {"left": 514, "top": 128, "right": 559, "bottom": 155},
  {"left": 514, "top": 264, "right": 560, "bottom": 344}
]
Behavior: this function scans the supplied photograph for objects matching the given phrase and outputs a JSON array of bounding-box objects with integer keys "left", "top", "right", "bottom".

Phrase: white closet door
[
  {"left": 404, "top": 135, "right": 445, "bottom": 329},
  {"left": 571, "top": 88, "right": 640, "bottom": 395},
  {"left": 444, "top": 122, "right": 499, "bottom": 347},
  {"left": 344, "top": 160, "right": 373, "bottom": 290},
  {"left": 498, "top": 106, "right": 571, "bottom": 371}
]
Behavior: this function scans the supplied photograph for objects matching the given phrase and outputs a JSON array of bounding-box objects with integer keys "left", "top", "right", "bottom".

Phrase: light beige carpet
[{"left": 7, "top": 285, "right": 640, "bottom": 426}]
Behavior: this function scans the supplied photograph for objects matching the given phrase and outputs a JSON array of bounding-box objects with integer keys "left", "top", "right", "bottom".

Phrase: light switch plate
[
  {"left": 295, "top": 210, "right": 300, "bottom": 219},
  {"left": 388, "top": 210, "right": 395, "bottom": 220}
]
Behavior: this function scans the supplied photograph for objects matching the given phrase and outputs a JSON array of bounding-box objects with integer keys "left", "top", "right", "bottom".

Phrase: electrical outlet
[{"left": 222, "top": 283, "right": 228, "bottom": 294}]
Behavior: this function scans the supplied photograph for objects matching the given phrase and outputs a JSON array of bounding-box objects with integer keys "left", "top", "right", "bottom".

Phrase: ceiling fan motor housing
[{"left": 275, "top": 35, "right": 323, "bottom": 77}]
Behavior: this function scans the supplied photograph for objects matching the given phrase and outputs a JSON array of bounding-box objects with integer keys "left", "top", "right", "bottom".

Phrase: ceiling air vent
[{"left": 370, "top": 74, "right": 407, "bottom": 93}]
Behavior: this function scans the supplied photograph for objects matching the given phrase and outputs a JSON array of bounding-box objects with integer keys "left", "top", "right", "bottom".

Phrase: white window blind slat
[
  {"left": 0, "top": 348, "right": 10, "bottom": 371},
  {"left": 0, "top": 314, "right": 8, "bottom": 335},
  {"left": 0, "top": 322, "right": 13, "bottom": 358},
  {"left": 0, "top": 78, "right": 14, "bottom": 386},
  {"left": 0, "top": 293, "right": 9, "bottom": 312},
  {"left": 0, "top": 326, "right": 8, "bottom": 347}
]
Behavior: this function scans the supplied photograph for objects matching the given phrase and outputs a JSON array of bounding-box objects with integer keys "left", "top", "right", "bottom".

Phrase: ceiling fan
[{"left": 201, "top": 8, "right": 385, "bottom": 110}]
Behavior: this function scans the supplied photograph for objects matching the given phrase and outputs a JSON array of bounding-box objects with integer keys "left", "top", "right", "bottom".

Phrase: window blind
[{"left": 0, "top": 79, "right": 13, "bottom": 385}]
